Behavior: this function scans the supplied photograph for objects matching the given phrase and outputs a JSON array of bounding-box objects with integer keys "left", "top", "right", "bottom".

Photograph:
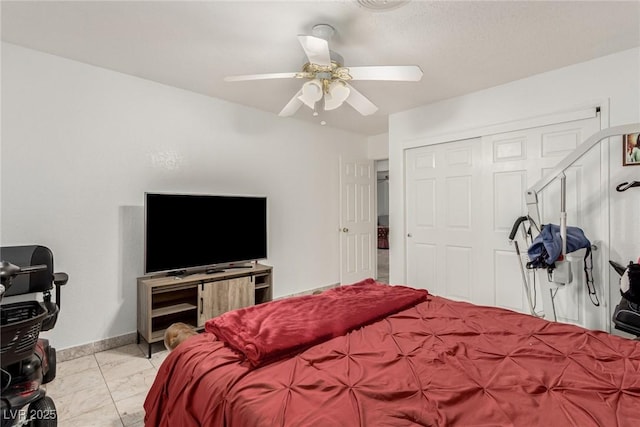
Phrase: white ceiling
[{"left": 2, "top": 1, "right": 639, "bottom": 136}]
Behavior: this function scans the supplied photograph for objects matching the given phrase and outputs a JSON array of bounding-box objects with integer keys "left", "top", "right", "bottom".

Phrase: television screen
[{"left": 145, "top": 193, "right": 267, "bottom": 275}]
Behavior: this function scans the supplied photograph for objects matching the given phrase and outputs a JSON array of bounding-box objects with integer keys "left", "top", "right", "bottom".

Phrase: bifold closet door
[
  {"left": 404, "top": 138, "right": 487, "bottom": 304},
  {"left": 405, "top": 115, "right": 605, "bottom": 330}
]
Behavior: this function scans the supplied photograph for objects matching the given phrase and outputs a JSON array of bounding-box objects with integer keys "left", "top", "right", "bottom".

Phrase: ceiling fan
[{"left": 224, "top": 24, "right": 423, "bottom": 117}]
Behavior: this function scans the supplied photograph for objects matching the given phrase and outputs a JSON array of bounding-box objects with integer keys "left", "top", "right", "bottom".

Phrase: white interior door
[
  {"left": 405, "top": 114, "right": 606, "bottom": 330},
  {"left": 340, "top": 157, "right": 376, "bottom": 285}
]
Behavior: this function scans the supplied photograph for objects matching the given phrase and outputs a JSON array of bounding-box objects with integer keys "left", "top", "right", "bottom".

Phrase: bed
[{"left": 144, "top": 279, "right": 640, "bottom": 426}]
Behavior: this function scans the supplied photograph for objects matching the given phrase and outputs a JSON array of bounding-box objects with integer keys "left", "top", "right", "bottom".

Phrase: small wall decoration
[{"left": 623, "top": 133, "right": 640, "bottom": 166}]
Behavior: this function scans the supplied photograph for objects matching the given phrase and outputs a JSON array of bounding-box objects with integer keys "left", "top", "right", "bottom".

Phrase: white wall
[
  {"left": 389, "top": 48, "right": 640, "bottom": 324},
  {"left": 368, "top": 133, "right": 389, "bottom": 160},
  {"left": 0, "top": 43, "right": 368, "bottom": 350}
]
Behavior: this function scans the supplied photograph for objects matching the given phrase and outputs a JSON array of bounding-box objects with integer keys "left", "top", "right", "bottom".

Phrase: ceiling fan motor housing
[
  {"left": 311, "top": 24, "right": 336, "bottom": 41},
  {"left": 301, "top": 62, "right": 352, "bottom": 90}
]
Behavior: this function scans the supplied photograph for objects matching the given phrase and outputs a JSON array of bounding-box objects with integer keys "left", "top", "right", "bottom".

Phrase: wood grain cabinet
[{"left": 137, "top": 264, "right": 272, "bottom": 357}]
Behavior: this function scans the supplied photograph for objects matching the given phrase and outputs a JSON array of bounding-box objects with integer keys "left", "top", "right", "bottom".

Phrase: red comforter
[{"left": 145, "top": 283, "right": 640, "bottom": 426}]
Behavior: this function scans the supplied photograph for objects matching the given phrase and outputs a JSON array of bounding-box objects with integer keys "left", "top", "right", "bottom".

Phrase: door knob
[
  {"left": 407, "top": 233, "right": 412, "bottom": 237},
  {"left": 342, "top": 228, "right": 349, "bottom": 232}
]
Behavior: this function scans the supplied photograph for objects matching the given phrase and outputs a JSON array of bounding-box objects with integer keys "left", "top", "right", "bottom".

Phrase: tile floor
[{"left": 44, "top": 342, "right": 168, "bottom": 427}]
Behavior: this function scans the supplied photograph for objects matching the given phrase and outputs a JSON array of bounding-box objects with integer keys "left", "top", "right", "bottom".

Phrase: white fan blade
[
  {"left": 298, "top": 35, "right": 331, "bottom": 66},
  {"left": 279, "top": 90, "right": 304, "bottom": 117},
  {"left": 344, "top": 83, "right": 378, "bottom": 116},
  {"left": 346, "top": 65, "right": 423, "bottom": 81},
  {"left": 224, "top": 72, "right": 299, "bottom": 82}
]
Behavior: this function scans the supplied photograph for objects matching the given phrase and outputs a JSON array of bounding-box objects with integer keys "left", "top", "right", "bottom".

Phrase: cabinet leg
[
  {"left": 148, "top": 343, "right": 152, "bottom": 359},
  {"left": 136, "top": 332, "right": 140, "bottom": 344}
]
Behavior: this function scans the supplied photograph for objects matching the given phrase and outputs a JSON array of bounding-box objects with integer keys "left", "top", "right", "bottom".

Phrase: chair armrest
[{"left": 53, "top": 272, "right": 68, "bottom": 286}]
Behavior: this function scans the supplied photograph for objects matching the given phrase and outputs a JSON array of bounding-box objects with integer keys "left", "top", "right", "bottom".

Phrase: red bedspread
[{"left": 145, "top": 293, "right": 640, "bottom": 426}]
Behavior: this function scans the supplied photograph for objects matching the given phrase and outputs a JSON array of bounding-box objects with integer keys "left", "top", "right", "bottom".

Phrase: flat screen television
[{"left": 144, "top": 193, "right": 267, "bottom": 275}]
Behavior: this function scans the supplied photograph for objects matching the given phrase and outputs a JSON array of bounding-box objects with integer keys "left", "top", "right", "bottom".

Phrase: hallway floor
[{"left": 378, "top": 248, "right": 389, "bottom": 283}]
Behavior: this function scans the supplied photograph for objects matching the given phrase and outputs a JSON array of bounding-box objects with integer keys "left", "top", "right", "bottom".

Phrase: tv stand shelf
[
  {"left": 137, "top": 264, "right": 272, "bottom": 357},
  {"left": 152, "top": 303, "right": 197, "bottom": 317}
]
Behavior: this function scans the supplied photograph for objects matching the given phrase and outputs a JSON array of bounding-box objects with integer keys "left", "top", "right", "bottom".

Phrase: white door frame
[{"left": 375, "top": 160, "right": 391, "bottom": 282}]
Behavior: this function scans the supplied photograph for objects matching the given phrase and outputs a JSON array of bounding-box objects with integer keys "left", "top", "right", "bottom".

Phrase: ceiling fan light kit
[
  {"left": 224, "top": 23, "right": 422, "bottom": 121},
  {"left": 324, "top": 80, "right": 351, "bottom": 111},
  {"left": 298, "top": 80, "right": 323, "bottom": 108}
]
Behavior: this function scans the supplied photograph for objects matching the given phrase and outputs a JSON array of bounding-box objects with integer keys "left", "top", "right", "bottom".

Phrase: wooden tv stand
[{"left": 137, "top": 264, "right": 272, "bottom": 357}]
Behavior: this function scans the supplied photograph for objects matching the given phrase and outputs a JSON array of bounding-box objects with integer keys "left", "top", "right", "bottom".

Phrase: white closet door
[{"left": 405, "top": 115, "right": 605, "bottom": 330}]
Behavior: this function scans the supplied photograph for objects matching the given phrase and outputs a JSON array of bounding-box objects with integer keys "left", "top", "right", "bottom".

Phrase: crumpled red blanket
[{"left": 205, "top": 278, "right": 428, "bottom": 366}]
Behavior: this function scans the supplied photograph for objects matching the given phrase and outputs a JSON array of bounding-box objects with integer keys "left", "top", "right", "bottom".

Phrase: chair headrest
[{"left": 0, "top": 245, "right": 54, "bottom": 296}]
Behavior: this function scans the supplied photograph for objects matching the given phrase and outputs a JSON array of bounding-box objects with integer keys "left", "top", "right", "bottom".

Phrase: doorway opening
[{"left": 376, "top": 160, "right": 389, "bottom": 283}]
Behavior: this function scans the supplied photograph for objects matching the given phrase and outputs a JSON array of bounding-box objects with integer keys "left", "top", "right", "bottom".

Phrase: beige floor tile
[
  {"left": 149, "top": 348, "right": 169, "bottom": 369},
  {"left": 43, "top": 341, "right": 201, "bottom": 425},
  {"left": 52, "top": 381, "right": 112, "bottom": 421},
  {"left": 40, "top": 342, "right": 166, "bottom": 426},
  {"left": 55, "top": 354, "right": 99, "bottom": 378},
  {"left": 100, "top": 357, "right": 155, "bottom": 384},
  {"left": 114, "top": 391, "right": 147, "bottom": 427},
  {"left": 137, "top": 341, "right": 166, "bottom": 359},
  {"left": 61, "top": 402, "right": 123, "bottom": 427},
  {"left": 95, "top": 343, "right": 144, "bottom": 367},
  {"left": 106, "top": 367, "right": 157, "bottom": 402},
  {"left": 45, "top": 365, "right": 106, "bottom": 397}
]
